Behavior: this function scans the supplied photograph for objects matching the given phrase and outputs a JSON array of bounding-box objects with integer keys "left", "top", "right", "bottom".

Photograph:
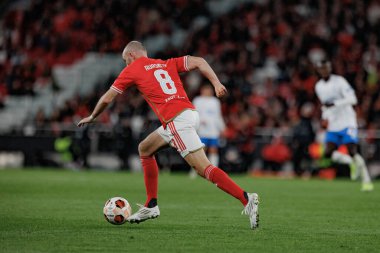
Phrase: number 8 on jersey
[{"left": 154, "top": 69, "right": 177, "bottom": 95}]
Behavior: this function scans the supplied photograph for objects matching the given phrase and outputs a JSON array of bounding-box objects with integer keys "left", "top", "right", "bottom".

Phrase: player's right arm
[
  {"left": 187, "top": 56, "right": 227, "bottom": 98},
  {"left": 77, "top": 66, "right": 134, "bottom": 127},
  {"left": 77, "top": 89, "right": 119, "bottom": 127}
]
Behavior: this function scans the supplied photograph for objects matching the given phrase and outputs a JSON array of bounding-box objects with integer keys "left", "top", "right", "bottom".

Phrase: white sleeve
[
  {"left": 334, "top": 77, "right": 357, "bottom": 106},
  {"left": 315, "top": 84, "right": 324, "bottom": 104}
]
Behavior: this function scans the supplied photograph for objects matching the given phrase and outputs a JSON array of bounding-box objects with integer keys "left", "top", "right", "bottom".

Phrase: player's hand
[
  {"left": 214, "top": 83, "right": 227, "bottom": 98},
  {"left": 77, "top": 115, "right": 95, "bottom": 127}
]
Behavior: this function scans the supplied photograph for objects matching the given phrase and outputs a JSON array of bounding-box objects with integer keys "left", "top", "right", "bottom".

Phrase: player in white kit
[
  {"left": 314, "top": 60, "right": 373, "bottom": 191},
  {"left": 193, "top": 84, "right": 225, "bottom": 167}
]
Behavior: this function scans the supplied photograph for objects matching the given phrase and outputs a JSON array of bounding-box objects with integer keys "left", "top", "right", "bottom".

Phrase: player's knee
[{"left": 138, "top": 141, "right": 150, "bottom": 156}]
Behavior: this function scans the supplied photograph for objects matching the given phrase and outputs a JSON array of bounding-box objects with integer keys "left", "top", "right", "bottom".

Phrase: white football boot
[
  {"left": 242, "top": 193, "right": 260, "bottom": 229},
  {"left": 127, "top": 204, "right": 160, "bottom": 224}
]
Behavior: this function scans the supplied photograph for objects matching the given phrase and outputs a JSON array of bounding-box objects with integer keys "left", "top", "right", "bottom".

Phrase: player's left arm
[
  {"left": 333, "top": 77, "right": 358, "bottom": 107},
  {"left": 186, "top": 56, "right": 227, "bottom": 98},
  {"left": 77, "top": 88, "right": 119, "bottom": 127}
]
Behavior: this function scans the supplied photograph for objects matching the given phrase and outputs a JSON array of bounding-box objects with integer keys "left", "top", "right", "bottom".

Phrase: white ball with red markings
[{"left": 103, "top": 197, "right": 132, "bottom": 225}]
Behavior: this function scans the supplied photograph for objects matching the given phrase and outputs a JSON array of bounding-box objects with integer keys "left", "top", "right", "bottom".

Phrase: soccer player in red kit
[{"left": 78, "top": 41, "right": 259, "bottom": 229}]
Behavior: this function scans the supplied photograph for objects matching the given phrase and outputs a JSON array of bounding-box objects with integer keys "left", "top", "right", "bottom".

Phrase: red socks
[
  {"left": 140, "top": 156, "right": 159, "bottom": 207},
  {"left": 204, "top": 165, "right": 248, "bottom": 206},
  {"left": 140, "top": 157, "right": 247, "bottom": 207}
]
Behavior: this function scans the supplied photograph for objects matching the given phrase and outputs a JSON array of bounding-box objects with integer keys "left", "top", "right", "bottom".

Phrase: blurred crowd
[
  {"left": 1, "top": 0, "right": 380, "bottom": 173},
  {"left": 1, "top": 0, "right": 207, "bottom": 96}
]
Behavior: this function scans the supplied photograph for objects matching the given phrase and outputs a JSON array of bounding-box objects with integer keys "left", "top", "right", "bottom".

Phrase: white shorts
[{"left": 157, "top": 110, "right": 205, "bottom": 157}]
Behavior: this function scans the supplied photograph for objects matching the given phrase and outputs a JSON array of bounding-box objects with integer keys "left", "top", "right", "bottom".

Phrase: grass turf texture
[{"left": 0, "top": 169, "right": 379, "bottom": 253}]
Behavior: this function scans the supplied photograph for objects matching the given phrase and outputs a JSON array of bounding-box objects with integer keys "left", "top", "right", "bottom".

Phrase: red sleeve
[
  {"left": 171, "top": 55, "right": 189, "bottom": 73},
  {"left": 110, "top": 66, "right": 134, "bottom": 94}
]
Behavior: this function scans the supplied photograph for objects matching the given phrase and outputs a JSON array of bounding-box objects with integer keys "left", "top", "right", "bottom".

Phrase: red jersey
[{"left": 111, "top": 56, "right": 195, "bottom": 126}]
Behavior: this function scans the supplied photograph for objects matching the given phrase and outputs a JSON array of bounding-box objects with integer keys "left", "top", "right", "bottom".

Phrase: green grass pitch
[{"left": 0, "top": 169, "right": 379, "bottom": 253}]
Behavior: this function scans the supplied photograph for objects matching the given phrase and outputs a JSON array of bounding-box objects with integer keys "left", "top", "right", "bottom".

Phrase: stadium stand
[{"left": 1, "top": 0, "right": 380, "bottom": 176}]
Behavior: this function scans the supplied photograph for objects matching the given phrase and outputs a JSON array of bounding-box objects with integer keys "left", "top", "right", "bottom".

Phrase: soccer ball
[{"left": 103, "top": 197, "right": 132, "bottom": 225}]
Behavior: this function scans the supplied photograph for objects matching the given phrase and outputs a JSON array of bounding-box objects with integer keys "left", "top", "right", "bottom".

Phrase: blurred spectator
[
  {"left": 0, "top": 0, "right": 209, "bottom": 100},
  {"left": 72, "top": 127, "right": 91, "bottom": 168},
  {"left": 113, "top": 119, "right": 134, "bottom": 170},
  {"left": 261, "top": 135, "right": 292, "bottom": 173},
  {"left": 291, "top": 103, "right": 316, "bottom": 176},
  {"left": 223, "top": 112, "right": 256, "bottom": 172}
]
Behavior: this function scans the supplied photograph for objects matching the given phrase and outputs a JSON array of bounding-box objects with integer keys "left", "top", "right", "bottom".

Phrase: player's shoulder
[
  {"left": 330, "top": 74, "right": 343, "bottom": 80},
  {"left": 331, "top": 74, "right": 350, "bottom": 86},
  {"left": 315, "top": 79, "right": 323, "bottom": 90},
  {"left": 330, "top": 74, "right": 346, "bottom": 82}
]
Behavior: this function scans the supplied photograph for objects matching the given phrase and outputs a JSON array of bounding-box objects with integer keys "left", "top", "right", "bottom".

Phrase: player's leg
[
  {"left": 342, "top": 128, "right": 373, "bottom": 190},
  {"left": 326, "top": 142, "right": 352, "bottom": 164},
  {"left": 138, "top": 130, "right": 169, "bottom": 207},
  {"left": 168, "top": 111, "right": 248, "bottom": 205},
  {"left": 346, "top": 143, "right": 359, "bottom": 180},
  {"left": 346, "top": 143, "right": 373, "bottom": 191},
  {"left": 189, "top": 137, "right": 219, "bottom": 178},
  {"left": 325, "top": 139, "right": 358, "bottom": 181},
  {"left": 188, "top": 137, "right": 209, "bottom": 179},
  {"left": 128, "top": 129, "right": 170, "bottom": 224},
  {"left": 172, "top": 110, "right": 258, "bottom": 228},
  {"left": 325, "top": 131, "right": 353, "bottom": 164},
  {"left": 184, "top": 148, "right": 248, "bottom": 205},
  {"left": 184, "top": 148, "right": 259, "bottom": 229}
]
